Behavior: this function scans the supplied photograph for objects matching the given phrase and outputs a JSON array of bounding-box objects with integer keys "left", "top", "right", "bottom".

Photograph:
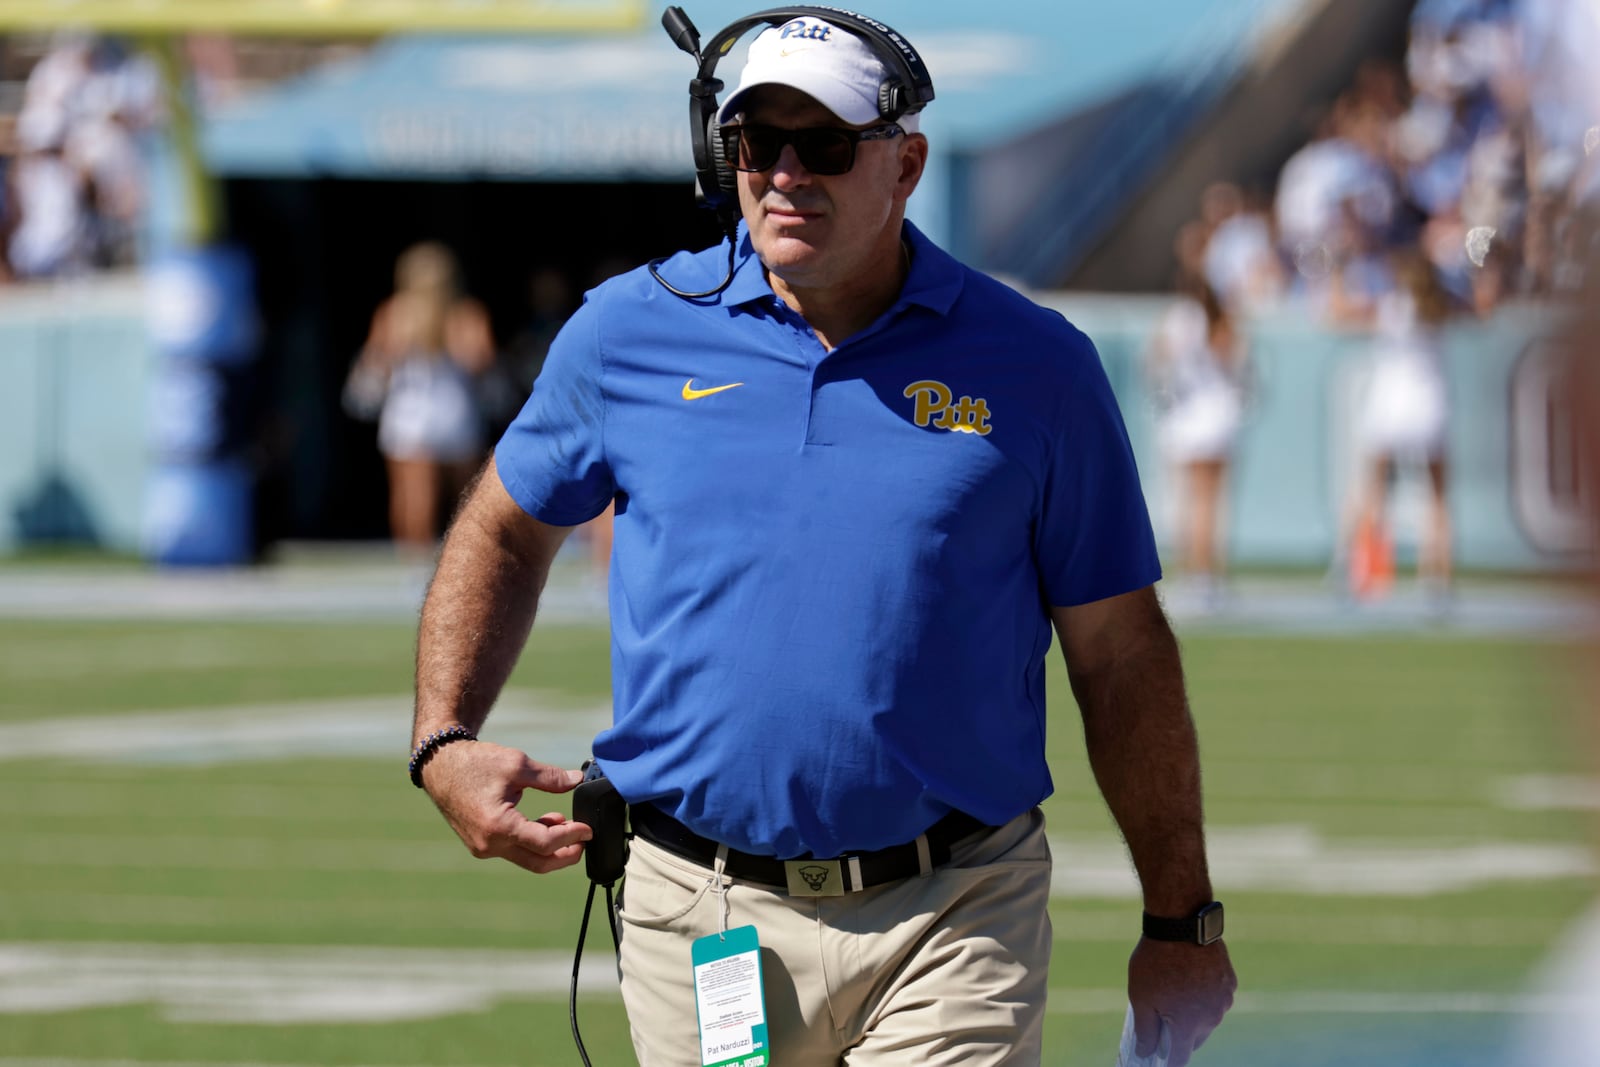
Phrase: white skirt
[
  {"left": 1359, "top": 356, "right": 1447, "bottom": 460},
  {"left": 1159, "top": 385, "right": 1243, "bottom": 463},
  {"left": 377, "top": 357, "right": 484, "bottom": 463}
]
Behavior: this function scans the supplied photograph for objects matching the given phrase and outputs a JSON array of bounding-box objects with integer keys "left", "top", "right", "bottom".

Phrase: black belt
[{"left": 630, "top": 804, "right": 994, "bottom": 897}]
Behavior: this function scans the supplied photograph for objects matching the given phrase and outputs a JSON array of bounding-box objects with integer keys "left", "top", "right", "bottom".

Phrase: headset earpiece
[
  {"left": 706, "top": 113, "right": 740, "bottom": 205},
  {"left": 686, "top": 74, "right": 729, "bottom": 211},
  {"left": 878, "top": 81, "right": 907, "bottom": 122}
]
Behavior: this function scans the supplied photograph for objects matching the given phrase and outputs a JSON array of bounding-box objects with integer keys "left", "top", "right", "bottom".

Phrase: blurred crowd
[
  {"left": 0, "top": 32, "right": 365, "bottom": 285},
  {"left": 1170, "top": 0, "right": 1598, "bottom": 325},
  {"left": 0, "top": 33, "right": 162, "bottom": 281}
]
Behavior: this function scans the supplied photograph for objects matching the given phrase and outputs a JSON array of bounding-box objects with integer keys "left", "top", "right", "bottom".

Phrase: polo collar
[
  {"left": 896, "top": 221, "right": 965, "bottom": 316},
  {"left": 716, "top": 220, "right": 965, "bottom": 315}
]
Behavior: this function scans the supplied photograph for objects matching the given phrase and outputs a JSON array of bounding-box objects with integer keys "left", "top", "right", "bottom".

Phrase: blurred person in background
[
  {"left": 66, "top": 37, "right": 161, "bottom": 268},
  {"left": 1198, "top": 180, "right": 1285, "bottom": 314},
  {"left": 499, "top": 265, "right": 578, "bottom": 409},
  {"left": 1148, "top": 232, "right": 1251, "bottom": 610},
  {"left": 1336, "top": 248, "right": 1459, "bottom": 604},
  {"left": 478, "top": 266, "right": 578, "bottom": 448},
  {"left": 4, "top": 115, "right": 91, "bottom": 280},
  {"left": 343, "top": 241, "right": 496, "bottom": 555},
  {"left": 1276, "top": 93, "right": 1404, "bottom": 318}
]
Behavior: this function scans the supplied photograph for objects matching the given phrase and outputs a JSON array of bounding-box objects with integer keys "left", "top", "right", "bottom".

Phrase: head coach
[{"left": 407, "top": 6, "right": 1237, "bottom": 1065}]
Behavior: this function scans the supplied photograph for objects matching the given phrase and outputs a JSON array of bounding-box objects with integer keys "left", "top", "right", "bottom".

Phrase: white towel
[{"left": 1115, "top": 1003, "right": 1171, "bottom": 1067}]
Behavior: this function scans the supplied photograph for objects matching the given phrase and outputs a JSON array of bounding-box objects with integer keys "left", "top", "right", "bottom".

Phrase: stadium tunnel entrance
[{"left": 223, "top": 176, "right": 724, "bottom": 548}]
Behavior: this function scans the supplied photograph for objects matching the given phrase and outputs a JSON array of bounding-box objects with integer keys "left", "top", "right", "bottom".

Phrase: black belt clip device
[
  {"left": 573, "top": 758, "right": 629, "bottom": 886},
  {"left": 569, "top": 758, "right": 626, "bottom": 1067}
]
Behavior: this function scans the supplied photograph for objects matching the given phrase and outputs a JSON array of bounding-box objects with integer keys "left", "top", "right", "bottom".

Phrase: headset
[{"left": 649, "top": 5, "right": 936, "bottom": 298}]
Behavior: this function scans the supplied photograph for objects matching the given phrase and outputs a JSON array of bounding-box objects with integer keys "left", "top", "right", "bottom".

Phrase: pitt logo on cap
[
  {"left": 779, "top": 19, "right": 832, "bottom": 42},
  {"left": 904, "top": 380, "right": 994, "bottom": 436}
]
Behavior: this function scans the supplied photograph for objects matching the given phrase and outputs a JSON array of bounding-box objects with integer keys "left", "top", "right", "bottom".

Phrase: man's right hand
[{"left": 420, "top": 739, "right": 591, "bottom": 873}]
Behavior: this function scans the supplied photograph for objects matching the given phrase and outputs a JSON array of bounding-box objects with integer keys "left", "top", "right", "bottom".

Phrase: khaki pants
[{"left": 616, "top": 808, "right": 1052, "bottom": 1067}]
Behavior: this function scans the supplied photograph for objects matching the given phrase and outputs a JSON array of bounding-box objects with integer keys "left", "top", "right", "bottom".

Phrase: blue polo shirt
[{"left": 496, "top": 222, "right": 1160, "bottom": 859}]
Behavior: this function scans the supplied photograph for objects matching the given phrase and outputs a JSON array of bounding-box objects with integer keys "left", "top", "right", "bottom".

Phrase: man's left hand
[{"left": 1128, "top": 937, "right": 1236, "bottom": 1067}]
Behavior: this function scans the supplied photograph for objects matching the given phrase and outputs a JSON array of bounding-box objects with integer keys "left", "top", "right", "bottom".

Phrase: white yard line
[
  {"left": 1051, "top": 911, "right": 1571, "bottom": 947},
  {"left": 4, "top": 828, "right": 1591, "bottom": 898},
  {"left": 0, "top": 940, "right": 1590, "bottom": 1028},
  {"left": 6, "top": 697, "right": 1596, "bottom": 822},
  {"left": 1046, "top": 989, "right": 1600, "bottom": 1015},
  {"left": 0, "top": 692, "right": 610, "bottom": 769},
  {"left": 0, "top": 943, "right": 617, "bottom": 1023},
  {"left": 1496, "top": 774, "right": 1600, "bottom": 811},
  {"left": 1048, "top": 825, "right": 1595, "bottom": 898}
]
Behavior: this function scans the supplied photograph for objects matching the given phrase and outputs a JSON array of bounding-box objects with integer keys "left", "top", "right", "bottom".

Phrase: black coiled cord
[
  {"left": 648, "top": 217, "right": 740, "bottom": 300},
  {"left": 570, "top": 878, "right": 621, "bottom": 1067}
]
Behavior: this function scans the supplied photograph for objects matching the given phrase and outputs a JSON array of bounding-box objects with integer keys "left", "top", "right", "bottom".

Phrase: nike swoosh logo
[{"left": 682, "top": 379, "right": 745, "bottom": 400}]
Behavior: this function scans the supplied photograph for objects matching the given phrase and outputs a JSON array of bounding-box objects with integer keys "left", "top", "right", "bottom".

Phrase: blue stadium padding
[
  {"left": 141, "top": 244, "right": 260, "bottom": 566},
  {"left": 142, "top": 458, "right": 255, "bottom": 567}
]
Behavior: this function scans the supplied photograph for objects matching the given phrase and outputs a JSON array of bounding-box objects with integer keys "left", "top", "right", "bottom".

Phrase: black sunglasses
[{"left": 718, "top": 122, "right": 906, "bottom": 176}]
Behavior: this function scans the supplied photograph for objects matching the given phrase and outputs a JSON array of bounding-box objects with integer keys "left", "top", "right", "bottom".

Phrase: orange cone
[{"left": 1349, "top": 515, "right": 1395, "bottom": 600}]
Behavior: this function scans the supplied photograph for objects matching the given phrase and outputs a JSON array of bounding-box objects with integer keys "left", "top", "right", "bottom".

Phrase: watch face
[{"left": 1197, "top": 901, "right": 1225, "bottom": 945}]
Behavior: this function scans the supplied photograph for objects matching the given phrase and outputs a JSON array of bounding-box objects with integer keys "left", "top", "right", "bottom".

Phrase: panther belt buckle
[{"left": 784, "top": 858, "right": 845, "bottom": 897}]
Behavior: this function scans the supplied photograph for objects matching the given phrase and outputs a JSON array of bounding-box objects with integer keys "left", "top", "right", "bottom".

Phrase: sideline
[{"left": 0, "top": 559, "right": 1596, "bottom": 635}]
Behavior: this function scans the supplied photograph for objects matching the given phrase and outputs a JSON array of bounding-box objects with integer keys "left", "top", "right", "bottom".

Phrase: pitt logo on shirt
[{"left": 903, "top": 380, "right": 993, "bottom": 436}]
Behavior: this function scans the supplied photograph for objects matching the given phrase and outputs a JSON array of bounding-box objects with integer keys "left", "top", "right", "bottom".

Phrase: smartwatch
[{"left": 1142, "top": 901, "right": 1225, "bottom": 945}]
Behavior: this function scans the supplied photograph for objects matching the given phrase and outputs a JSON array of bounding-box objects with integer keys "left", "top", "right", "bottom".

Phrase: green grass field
[{"left": 0, "top": 611, "right": 1594, "bottom": 1066}]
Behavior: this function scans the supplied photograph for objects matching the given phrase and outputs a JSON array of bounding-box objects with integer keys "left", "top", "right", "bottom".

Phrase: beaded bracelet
[{"left": 409, "top": 724, "right": 477, "bottom": 788}]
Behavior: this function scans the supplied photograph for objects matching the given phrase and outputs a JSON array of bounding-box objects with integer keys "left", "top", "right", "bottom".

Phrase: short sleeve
[
  {"left": 493, "top": 296, "right": 616, "bottom": 526},
  {"left": 1035, "top": 332, "right": 1162, "bottom": 606}
]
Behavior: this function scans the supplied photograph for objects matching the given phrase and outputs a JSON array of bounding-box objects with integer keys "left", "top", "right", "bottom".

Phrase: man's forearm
[
  {"left": 1072, "top": 622, "right": 1213, "bottom": 915},
  {"left": 412, "top": 497, "right": 551, "bottom": 746}
]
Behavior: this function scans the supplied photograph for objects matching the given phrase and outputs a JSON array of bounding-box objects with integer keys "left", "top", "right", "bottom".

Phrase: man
[{"left": 411, "top": 12, "right": 1235, "bottom": 1066}]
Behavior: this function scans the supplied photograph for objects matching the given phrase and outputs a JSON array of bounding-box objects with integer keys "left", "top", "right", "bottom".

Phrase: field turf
[{"left": 0, "top": 613, "right": 1593, "bottom": 1066}]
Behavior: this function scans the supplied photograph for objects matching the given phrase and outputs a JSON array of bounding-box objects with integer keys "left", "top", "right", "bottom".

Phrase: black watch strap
[{"left": 1142, "top": 901, "right": 1225, "bottom": 945}]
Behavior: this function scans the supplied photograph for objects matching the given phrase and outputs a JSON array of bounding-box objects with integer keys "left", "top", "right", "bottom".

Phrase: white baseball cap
[{"left": 717, "top": 16, "right": 920, "bottom": 132}]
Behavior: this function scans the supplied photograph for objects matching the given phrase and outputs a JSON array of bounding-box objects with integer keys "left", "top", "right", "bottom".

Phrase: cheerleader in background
[
  {"left": 343, "top": 242, "right": 496, "bottom": 554},
  {"left": 1341, "top": 249, "right": 1456, "bottom": 602},
  {"left": 1147, "top": 274, "right": 1251, "bottom": 610}
]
